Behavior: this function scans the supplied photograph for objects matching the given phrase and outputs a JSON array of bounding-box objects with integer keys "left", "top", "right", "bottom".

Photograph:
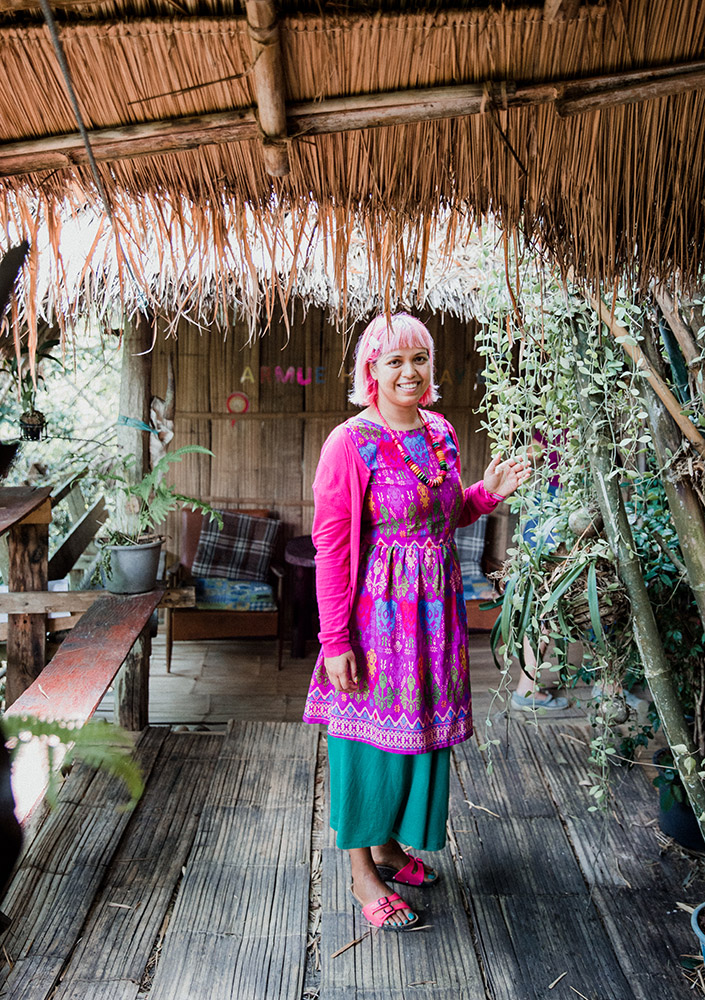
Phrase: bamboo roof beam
[
  {"left": 1, "top": 59, "right": 704, "bottom": 178},
  {"left": 245, "top": 0, "right": 289, "bottom": 177}
]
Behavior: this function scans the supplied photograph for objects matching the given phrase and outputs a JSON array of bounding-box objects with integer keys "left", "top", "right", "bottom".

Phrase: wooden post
[
  {"left": 5, "top": 499, "right": 51, "bottom": 706},
  {"left": 112, "top": 314, "right": 154, "bottom": 725},
  {"left": 114, "top": 626, "right": 151, "bottom": 730},
  {"left": 245, "top": 0, "right": 289, "bottom": 177},
  {"left": 117, "top": 312, "right": 153, "bottom": 483}
]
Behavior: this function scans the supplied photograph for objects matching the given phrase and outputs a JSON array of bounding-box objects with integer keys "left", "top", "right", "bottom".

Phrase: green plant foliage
[
  {"left": 2, "top": 714, "right": 144, "bottom": 809},
  {"left": 96, "top": 445, "right": 224, "bottom": 546},
  {"left": 626, "top": 468, "right": 705, "bottom": 756},
  {"left": 472, "top": 244, "right": 688, "bottom": 808},
  {"left": 0, "top": 339, "right": 63, "bottom": 417}
]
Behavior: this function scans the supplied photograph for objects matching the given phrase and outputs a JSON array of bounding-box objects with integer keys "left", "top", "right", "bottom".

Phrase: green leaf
[
  {"left": 489, "top": 612, "right": 504, "bottom": 671},
  {"left": 516, "top": 579, "right": 535, "bottom": 645},
  {"left": 542, "top": 561, "right": 586, "bottom": 615},
  {"left": 500, "top": 575, "right": 517, "bottom": 645},
  {"left": 4, "top": 716, "right": 143, "bottom": 810},
  {"left": 587, "top": 562, "right": 607, "bottom": 653}
]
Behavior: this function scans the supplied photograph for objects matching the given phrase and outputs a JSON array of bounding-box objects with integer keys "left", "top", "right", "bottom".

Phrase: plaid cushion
[
  {"left": 455, "top": 516, "right": 487, "bottom": 579},
  {"left": 191, "top": 511, "right": 280, "bottom": 583}
]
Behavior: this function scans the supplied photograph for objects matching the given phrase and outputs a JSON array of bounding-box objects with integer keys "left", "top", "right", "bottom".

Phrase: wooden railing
[{"left": 0, "top": 483, "right": 196, "bottom": 823}]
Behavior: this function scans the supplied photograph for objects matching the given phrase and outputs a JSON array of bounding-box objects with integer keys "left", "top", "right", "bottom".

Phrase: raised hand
[{"left": 483, "top": 454, "right": 532, "bottom": 499}]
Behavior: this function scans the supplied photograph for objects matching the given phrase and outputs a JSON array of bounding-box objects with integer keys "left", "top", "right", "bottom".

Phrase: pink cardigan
[{"left": 312, "top": 414, "right": 501, "bottom": 657}]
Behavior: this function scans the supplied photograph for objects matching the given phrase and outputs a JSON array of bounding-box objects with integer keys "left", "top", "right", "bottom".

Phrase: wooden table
[
  {"left": 0, "top": 486, "right": 52, "bottom": 705},
  {"left": 284, "top": 535, "right": 317, "bottom": 657}
]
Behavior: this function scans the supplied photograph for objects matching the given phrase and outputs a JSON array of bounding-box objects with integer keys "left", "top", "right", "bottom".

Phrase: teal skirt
[{"left": 327, "top": 734, "right": 451, "bottom": 851}]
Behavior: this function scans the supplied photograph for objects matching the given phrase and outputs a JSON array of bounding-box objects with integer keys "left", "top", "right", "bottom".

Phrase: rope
[{"left": 37, "top": 0, "right": 149, "bottom": 314}]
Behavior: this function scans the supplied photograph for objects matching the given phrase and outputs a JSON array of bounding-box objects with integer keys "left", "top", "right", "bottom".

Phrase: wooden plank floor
[
  {"left": 0, "top": 636, "right": 705, "bottom": 1000},
  {"left": 95, "top": 633, "right": 587, "bottom": 727},
  {"left": 2, "top": 714, "right": 702, "bottom": 1000}
]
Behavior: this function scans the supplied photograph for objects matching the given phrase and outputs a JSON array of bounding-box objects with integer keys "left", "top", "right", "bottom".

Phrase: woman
[{"left": 303, "top": 314, "right": 531, "bottom": 930}]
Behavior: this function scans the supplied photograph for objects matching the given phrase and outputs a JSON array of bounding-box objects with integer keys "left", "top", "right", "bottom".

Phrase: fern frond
[{"left": 3, "top": 716, "right": 144, "bottom": 810}]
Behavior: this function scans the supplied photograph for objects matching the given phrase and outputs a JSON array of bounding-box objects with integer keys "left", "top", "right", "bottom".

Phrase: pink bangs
[{"left": 349, "top": 313, "right": 438, "bottom": 406}]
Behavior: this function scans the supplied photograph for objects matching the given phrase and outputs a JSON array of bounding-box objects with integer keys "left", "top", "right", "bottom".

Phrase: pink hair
[{"left": 349, "top": 313, "right": 439, "bottom": 407}]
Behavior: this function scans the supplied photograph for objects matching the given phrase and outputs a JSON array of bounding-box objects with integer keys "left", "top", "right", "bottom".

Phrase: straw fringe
[{"left": 0, "top": 3, "right": 703, "bottom": 344}]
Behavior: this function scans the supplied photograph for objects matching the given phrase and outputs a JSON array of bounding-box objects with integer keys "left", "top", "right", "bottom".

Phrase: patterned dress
[{"left": 303, "top": 416, "right": 473, "bottom": 754}]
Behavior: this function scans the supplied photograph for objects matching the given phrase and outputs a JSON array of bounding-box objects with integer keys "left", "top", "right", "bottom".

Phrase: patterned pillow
[
  {"left": 455, "top": 516, "right": 487, "bottom": 579},
  {"left": 191, "top": 511, "right": 280, "bottom": 582},
  {"left": 193, "top": 578, "right": 277, "bottom": 611}
]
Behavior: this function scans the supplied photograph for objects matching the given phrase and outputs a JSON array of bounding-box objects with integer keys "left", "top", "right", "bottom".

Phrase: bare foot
[
  {"left": 371, "top": 838, "right": 437, "bottom": 883},
  {"left": 350, "top": 848, "right": 416, "bottom": 928}
]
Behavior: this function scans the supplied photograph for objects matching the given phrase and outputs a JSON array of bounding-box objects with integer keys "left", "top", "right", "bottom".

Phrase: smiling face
[{"left": 369, "top": 345, "right": 432, "bottom": 415}]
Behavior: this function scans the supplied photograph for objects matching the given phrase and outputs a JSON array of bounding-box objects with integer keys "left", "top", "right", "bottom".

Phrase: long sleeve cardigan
[{"left": 312, "top": 414, "right": 500, "bottom": 658}]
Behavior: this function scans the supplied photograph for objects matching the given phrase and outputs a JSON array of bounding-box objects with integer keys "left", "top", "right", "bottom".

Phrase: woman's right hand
[{"left": 324, "top": 650, "right": 359, "bottom": 693}]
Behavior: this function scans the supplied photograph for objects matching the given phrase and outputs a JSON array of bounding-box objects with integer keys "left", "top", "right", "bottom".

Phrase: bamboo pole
[
  {"left": 639, "top": 323, "right": 705, "bottom": 752},
  {"left": 587, "top": 292, "right": 705, "bottom": 460},
  {"left": 556, "top": 67, "right": 705, "bottom": 117},
  {"left": 0, "top": 60, "right": 704, "bottom": 178},
  {"left": 574, "top": 320, "right": 705, "bottom": 835},
  {"left": 653, "top": 286, "right": 700, "bottom": 366},
  {"left": 245, "top": 0, "right": 289, "bottom": 177}
]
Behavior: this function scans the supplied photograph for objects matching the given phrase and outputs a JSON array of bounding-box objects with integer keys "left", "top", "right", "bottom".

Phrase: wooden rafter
[
  {"left": 245, "top": 0, "right": 289, "bottom": 177},
  {"left": 0, "top": 59, "right": 703, "bottom": 178}
]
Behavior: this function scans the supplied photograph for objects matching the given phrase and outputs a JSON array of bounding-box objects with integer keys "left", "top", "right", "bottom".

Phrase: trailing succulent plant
[{"left": 472, "top": 249, "right": 705, "bottom": 813}]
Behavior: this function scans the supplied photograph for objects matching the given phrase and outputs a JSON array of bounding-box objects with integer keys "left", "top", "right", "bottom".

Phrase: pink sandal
[
  {"left": 376, "top": 853, "right": 438, "bottom": 886},
  {"left": 349, "top": 886, "right": 418, "bottom": 930}
]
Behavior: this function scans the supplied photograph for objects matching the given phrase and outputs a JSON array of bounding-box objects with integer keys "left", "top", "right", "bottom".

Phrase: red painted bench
[{"left": 5, "top": 589, "right": 163, "bottom": 824}]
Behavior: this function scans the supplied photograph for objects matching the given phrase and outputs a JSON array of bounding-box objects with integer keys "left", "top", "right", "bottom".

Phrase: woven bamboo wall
[{"left": 152, "top": 304, "right": 511, "bottom": 564}]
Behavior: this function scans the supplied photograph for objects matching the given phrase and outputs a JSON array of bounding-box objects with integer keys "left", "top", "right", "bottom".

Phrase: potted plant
[
  {"left": 97, "top": 444, "right": 222, "bottom": 595},
  {"left": 1, "top": 339, "right": 62, "bottom": 441}
]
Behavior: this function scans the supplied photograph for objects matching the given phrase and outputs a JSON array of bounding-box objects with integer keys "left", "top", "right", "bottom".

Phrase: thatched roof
[{"left": 0, "top": 0, "right": 704, "bottom": 337}]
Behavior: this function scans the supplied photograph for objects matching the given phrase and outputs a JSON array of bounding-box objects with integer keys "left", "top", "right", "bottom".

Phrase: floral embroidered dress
[{"left": 303, "top": 416, "right": 473, "bottom": 754}]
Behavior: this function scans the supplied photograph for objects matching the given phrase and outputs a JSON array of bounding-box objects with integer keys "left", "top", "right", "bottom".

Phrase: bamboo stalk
[
  {"left": 0, "top": 59, "right": 704, "bottom": 178},
  {"left": 587, "top": 292, "right": 705, "bottom": 460},
  {"left": 574, "top": 320, "right": 705, "bottom": 838},
  {"left": 640, "top": 318, "right": 705, "bottom": 635},
  {"left": 654, "top": 286, "right": 701, "bottom": 365},
  {"left": 557, "top": 68, "right": 705, "bottom": 117},
  {"left": 245, "top": 0, "right": 289, "bottom": 177}
]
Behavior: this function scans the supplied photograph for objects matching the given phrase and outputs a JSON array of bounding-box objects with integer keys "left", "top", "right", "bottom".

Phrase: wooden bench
[{"left": 4, "top": 589, "right": 164, "bottom": 824}]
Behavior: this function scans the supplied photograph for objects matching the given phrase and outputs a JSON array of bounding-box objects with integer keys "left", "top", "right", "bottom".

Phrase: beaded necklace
[{"left": 374, "top": 404, "right": 449, "bottom": 487}]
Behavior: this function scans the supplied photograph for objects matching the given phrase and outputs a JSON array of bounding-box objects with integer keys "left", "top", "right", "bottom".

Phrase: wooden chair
[{"left": 164, "top": 508, "right": 284, "bottom": 672}]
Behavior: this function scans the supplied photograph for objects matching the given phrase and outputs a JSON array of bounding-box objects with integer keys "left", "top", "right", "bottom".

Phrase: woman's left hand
[{"left": 483, "top": 454, "right": 532, "bottom": 499}]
